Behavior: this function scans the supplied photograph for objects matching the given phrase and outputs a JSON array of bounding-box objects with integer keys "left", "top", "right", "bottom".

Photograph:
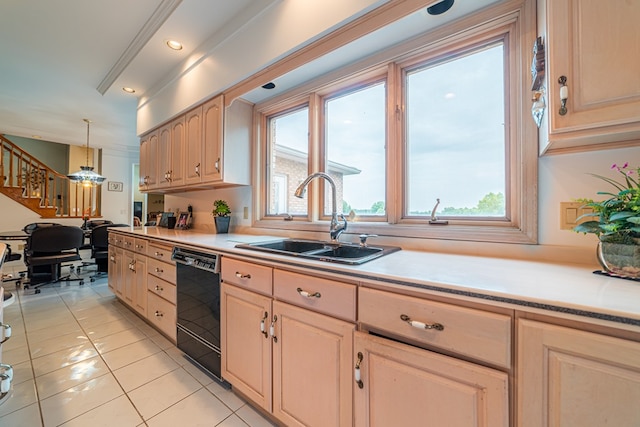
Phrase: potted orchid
[{"left": 574, "top": 162, "right": 640, "bottom": 277}]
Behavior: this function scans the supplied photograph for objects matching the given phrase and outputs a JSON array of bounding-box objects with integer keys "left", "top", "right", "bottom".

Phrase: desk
[{"left": 0, "top": 231, "right": 29, "bottom": 241}]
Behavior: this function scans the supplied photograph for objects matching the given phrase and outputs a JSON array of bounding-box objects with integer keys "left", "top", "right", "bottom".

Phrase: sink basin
[{"left": 235, "top": 239, "right": 400, "bottom": 265}]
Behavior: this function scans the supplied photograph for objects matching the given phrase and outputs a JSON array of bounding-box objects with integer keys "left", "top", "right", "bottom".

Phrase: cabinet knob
[
  {"left": 155, "top": 285, "right": 163, "bottom": 292},
  {"left": 155, "top": 267, "right": 163, "bottom": 273},
  {"left": 155, "top": 311, "right": 163, "bottom": 317}
]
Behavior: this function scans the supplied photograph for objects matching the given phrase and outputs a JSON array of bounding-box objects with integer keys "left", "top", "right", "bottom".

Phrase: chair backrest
[
  {"left": 84, "top": 220, "right": 113, "bottom": 230},
  {"left": 27, "top": 226, "right": 84, "bottom": 254},
  {"left": 23, "top": 222, "right": 60, "bottom": 234},
  {"left": 90, "top": 224, "right": 130, "bottom": 251}
]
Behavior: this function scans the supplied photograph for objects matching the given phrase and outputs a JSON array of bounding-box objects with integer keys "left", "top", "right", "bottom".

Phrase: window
[
  {"left": 255, "top": 7, "right": 536, "bottom": 244},
  {"left": 405, "top": 44, "right": 506, "bottom": 218},
  {"left": 266, "top": 107, "right": 309, "bottom": 216},
  {"left": 324, "top": 82, "right": 386, "bottom": 218}
]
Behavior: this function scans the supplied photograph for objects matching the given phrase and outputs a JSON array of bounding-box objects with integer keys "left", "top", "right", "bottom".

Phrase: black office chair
[
  {"left": 23, "top": 222, "right": 60, "bottom": 234},
  {"left": 88, "top": 223, "right": 128, "bottom": 282},
  {"left": 23, "top": 225, "right": 85, "bottom": 293},
  {"left": 78, "top": 220, "right": 114, "bottom": 272}
]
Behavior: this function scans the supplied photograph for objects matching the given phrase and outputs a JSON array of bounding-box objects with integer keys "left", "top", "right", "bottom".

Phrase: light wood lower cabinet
[
  {"left": 221, "top": 283, "right": 272, "bottom": 410},
  {"left": 354, "top": 331, "right": 508, "bottom": 427},
  {"left": 221, "top": 258, "right": 355, "bottom": 427},
  {"left": 517, "top": 319, "right": 640, "bottom": 426}
]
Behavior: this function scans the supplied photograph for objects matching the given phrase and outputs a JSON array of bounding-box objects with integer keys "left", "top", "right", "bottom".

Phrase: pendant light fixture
[{"left": 67, "top": 118, "right": 106, "bottom": 186}]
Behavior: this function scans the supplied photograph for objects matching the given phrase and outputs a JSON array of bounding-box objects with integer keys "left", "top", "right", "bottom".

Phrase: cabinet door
[
  {"left": 133, "top": 254, "right": 147, "bottom": 316},
  {"left": 272, "top": 301, "right": 354, "bottom": 427},
  {"left": 201, "top": 94, "right": 223, "bottom": 183},
  {"left": 354, "top": 331, "right": 508, "bottom": 427},
  {"left": 221, "top": 283, "right": 272, "bottom": 411},
  {"left": 184, "top": 106, "right": 203, "bottom": 185},
  {"left": 123, "top": 250, "right": 135, "bottom": 306},
  {"left": 517, "top": 319, "right": 640, "bottom": 427},
  {"left": 107, "top": 245, "right": 118, "bottom": 294},
  {"left": 139, "top": 132, "right": 158, "bottom": 190},
  {"left": 156, "top": 124, "right": 171, "bottom": 189},
  {"left": 169, "top": 116, "right": 185, "bottom": 187},
  {"left": 543, "top": 0, "right": 640, "bottom": 152},
  {"left": 113, "top": 247, "right": 124, "bottom": 298}
]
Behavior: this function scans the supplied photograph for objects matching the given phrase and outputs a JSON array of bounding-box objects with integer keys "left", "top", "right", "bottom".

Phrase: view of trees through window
[{"left": 405, "top": 43, "right": 506, "bottom": 217}]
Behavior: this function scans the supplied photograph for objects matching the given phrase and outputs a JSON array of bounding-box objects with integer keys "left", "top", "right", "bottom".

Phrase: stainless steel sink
[{"left": 235, "top": 239, "right": 400, "bottom": 265}]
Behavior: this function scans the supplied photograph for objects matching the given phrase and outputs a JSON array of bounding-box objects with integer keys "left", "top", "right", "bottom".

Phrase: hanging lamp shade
[{"left": 67, "top": 119, "right": 106, "bottom": 185}]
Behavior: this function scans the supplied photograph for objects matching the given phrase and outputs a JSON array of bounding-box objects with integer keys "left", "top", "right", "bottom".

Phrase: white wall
[{"left": 137, "top": 0, "right": 385, "bottom": 134}]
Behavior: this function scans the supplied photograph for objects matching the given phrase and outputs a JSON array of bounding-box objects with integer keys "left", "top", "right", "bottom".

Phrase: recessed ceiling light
[
  {"left": 122, "top": 87, "right": 136, "bottom": 94},
  {"left": 166, "top": 40, "right": 183, "bottom": 50},
  {"left": 427, "top": 0, "right": 454, "bottom": 15}
]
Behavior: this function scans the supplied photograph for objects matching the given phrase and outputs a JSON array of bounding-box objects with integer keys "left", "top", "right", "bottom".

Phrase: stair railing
[{"left": 1, "top": 134, "right": 102, "bottom": 218}]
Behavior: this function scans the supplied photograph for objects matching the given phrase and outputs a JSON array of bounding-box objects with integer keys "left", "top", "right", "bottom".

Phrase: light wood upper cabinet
[
  {"left": 184, "top": 105, "right": 203, "bottom": 185},
  {"left": 139, "top": 131, "right": 158, "bottom": 190},
  {"left": 517, "top": 319, "right": 640, "bottom": 427},
  {"left": 140, "top": 93, "right": 251, "bottom": 192},
  {"left": 540, "top": 0, "right": 640, "bottom": 154},
  {"left": 201, "top": 95, "right": 223, "bottom": 183}
]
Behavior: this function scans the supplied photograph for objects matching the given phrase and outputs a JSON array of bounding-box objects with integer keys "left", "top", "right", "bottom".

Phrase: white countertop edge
[{"left": 118, "top": 228, "right": 640, "bottom": 326}]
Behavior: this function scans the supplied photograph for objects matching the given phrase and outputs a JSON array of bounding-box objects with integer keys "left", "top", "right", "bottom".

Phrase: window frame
[{"left": 252, "top": 6, "right": 537, "bottom": 244}]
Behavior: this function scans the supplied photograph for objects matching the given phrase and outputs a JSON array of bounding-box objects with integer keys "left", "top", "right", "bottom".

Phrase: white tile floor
[{"left": 0, "top": 265, "right": 276, "bottom": 427}]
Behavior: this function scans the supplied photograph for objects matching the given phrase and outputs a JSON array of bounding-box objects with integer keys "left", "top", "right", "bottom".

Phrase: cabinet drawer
[
  {"left": 147, "top": 292, "right": 176, "bottom": 342},
  {"left": 123, "top": 236, "right": 135, "bottom": 251},
  {"left": 221, "top": 258, "right": 272, "bottom": 295},
  {"left": 274, "top": 269, "right": 355, "bottom": 321},
  {"left": 147, "top": 275, "right": 176, "bottom": 304},
  {"left": 147, "top": 258, "right": 176, "bottom": 284},
  {"left": 359, "top": 287, "right": 511, "bottom": 368},
  {"left": 147, "top": 244, "right": 173, "bottom": 263},
  {"left": 134, "top": 238, "right": 147, "bottom": 254},
  {"left": 110, "top": 232, "right": 125, "bottom": 247}
]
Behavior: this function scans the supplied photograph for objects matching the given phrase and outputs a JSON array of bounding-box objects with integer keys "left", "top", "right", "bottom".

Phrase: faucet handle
[{"left": 359, "top": 234, "right": 378, "bottom": 247}]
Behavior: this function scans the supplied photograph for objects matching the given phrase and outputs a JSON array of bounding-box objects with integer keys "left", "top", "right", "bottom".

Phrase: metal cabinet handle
[
  {"left": 400, "top": 314, "right": 444, "bottom": 331},
  {"left": 110, "top": 256, "right": 115, "bottom": 262},
  {"left": 0, "top": 323, "right": 12, "bottom": 344},
  {"left": 155, "top": 285, "right": 163, "bottom": 292},
  {"left": 215, "top": 157, "right": 220, "bottom": 173},
  {"left": 260, "top": 311, "right": 269, "bottom": 338},
  {"left": 270, "top": 315, "right": 278, "bottom": 343},
  {"left": 195, "top": 162, "right": 200, "bottom": 176},
  {"left": 558, "top": 75, "right": 568, "bottom": 115},
  {"left": 154, "top": 251, "right": 163, "bottom": 257},
  {"left": 235, "top": 272, "right": 251, "bottom": 279},
  {"left": 296, "top": 287, "right": 321, "bottom": 298},
  {"left": 355, "top": 352, "right": 364, "bottom": 389},
  {"left": 0, "top": 363, "right": 13, "bottom": 394},
  {"left": 155, "top": 267, "right": 163, "bottom": 273},
  {"left": 155, "top": 311, "right": 163, "bottom": 317}
]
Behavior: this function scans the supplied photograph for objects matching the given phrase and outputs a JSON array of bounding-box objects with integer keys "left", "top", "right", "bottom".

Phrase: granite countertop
[{"left": 116, "top": 227, "right": 640, "bottom": 327}]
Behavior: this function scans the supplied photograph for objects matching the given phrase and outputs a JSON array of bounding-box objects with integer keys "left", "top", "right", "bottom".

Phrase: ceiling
[
  {"left": 0, "top": 0, "right": 499, "bottom": 154},
  {"left": 0, "top": 0, "right": 274, "bottom": 152}
]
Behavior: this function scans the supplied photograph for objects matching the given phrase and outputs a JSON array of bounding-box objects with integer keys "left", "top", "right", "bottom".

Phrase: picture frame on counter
[{"left": 176, "top": 212, "right": 191, "bottom": 229}]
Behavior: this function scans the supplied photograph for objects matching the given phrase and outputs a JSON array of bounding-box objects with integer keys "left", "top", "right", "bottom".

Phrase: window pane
[
  {"left": 267, "top": 107, "right": 309, "bottom": 215},
  {"left": 325, "top": 83, "right": 386, "bottom": 217},
  {"left": 406, "top": 44, "right": 506, "bottom": 217}
]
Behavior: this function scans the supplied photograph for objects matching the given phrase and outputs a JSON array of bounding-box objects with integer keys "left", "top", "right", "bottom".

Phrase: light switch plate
[{"left": 560, "top": 202, "right": 594, "bottom": 230}]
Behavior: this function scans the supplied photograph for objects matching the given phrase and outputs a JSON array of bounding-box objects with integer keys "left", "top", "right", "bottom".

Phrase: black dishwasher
[{"left": 172, "top": 247, "right": 226, "bottom": 382}]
